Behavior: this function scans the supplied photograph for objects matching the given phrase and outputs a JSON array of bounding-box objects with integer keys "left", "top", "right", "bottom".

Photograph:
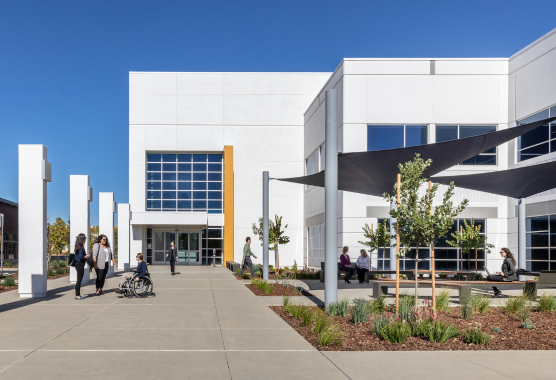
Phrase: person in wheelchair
[{"left": 115, "top": 253, "right": 147, "bottom": 294}]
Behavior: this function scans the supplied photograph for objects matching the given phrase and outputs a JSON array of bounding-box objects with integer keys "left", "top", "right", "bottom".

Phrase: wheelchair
[{"left": 119, "top": 265, "right": 154, "bottom": 298}]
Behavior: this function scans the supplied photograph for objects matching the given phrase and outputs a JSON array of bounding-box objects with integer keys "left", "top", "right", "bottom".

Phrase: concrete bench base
[{"left": 226, "top": 261, "right": 240, "bottom": 272}]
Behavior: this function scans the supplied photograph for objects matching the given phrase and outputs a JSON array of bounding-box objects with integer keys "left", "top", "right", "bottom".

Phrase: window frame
[{"left": 435, "top": 124, "right": 498, "bottom": 166}]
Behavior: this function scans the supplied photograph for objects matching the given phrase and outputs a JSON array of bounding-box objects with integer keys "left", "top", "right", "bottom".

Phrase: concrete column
[
  {"left": 130, "top": 225, "right": 143, "bottom": 268},
  {"left": 70, "top": 176, "right": 92, "bottom": 284},
  {"left": 389, "top": 202, "right": 397, "bottom": 279},
  {"left": 117, "top": 203, "right": 131, "bottom": 271},
  {"left": 18, "top": 145, "right": 51, "bottom": 298},
  {"left": 99, "top": 193, "right": 116, "bottom": 276},
  {"left": 324, "top": 89, "right": 338, "bottom": 310},
  {"left": 518, "top": 198, "right": 526, "bottom": 281},
  {"left": 262, "top": 171, "right": 269, "bottom": 280}
]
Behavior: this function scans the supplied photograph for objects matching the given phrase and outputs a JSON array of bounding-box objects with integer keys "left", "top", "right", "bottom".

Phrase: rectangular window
[
  {"left": 525, "top": 213, "right": 556, "bottom": 271},
  {"left": 367, "top": 125, "right": 427, "bottom": 151},
  {"left": 146, "top": 153, "right": 223, "bottom": 213},
  {"left": 320, "top": 144, "right": 325, "bottom": 171},
  {"left": 517, "top": 106, "right": 556, "bottom": 162},
  {"left": 436, "top": 125, "right": 497, "bottom": 165},
  {"left": 377, "top": 219, "right": 391, "bottom": 271},
  {"left": 306, "top": 150, "right": 319, "bottom": 176},
  {"left": 307, "top": 224, "right": 325, "bottom": 268},
  {"left": 202, "top": 226, "right": 223, "bottom": 265}
]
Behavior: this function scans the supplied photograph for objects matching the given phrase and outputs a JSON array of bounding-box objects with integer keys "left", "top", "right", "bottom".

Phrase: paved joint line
[
  {"left": 0, "top": 300, "right": 118, "bottom": 374},
  {"left": 447, "top": 352, "right": 519, "bottom": 380},
  {"left": 210, "top": 279, "right": 233, "bottom": 380},
  {"left": 319, "top": 351, "right": 353, "bottom": 380}
]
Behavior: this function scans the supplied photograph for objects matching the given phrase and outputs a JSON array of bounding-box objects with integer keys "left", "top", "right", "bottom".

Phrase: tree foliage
[
  {"left": 48, "top": 217, "right": 70, "bottom": 255},
  {"left": 447, "top": 218, "right": 494, "bottom": 272},
  {"left": 252, "top": 215, "right": 290, "bottom": 271},
  {"left": 359, "top": 219, "right": 390, "bottom": 253}
]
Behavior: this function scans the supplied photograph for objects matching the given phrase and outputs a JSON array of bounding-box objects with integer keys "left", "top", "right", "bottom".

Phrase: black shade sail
[
  {"left": 432, "top": 160, "right": 556, "bottom": 199},
  {"left": 277, "top": 117, "right": 556, "bottom": 197}
]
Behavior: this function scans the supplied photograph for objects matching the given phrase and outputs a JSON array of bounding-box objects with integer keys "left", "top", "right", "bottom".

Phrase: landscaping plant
[
  {"left": 426, "top": 320, "right": 459, "bottom": 344},
  {"left": 282, "top": 296, "right": 291, "bottom": 308},
  {"left": 55, "top": 268, "right": 66, "bottom": 275},
  {"left": 359, "top": 218, "right": 390, "bottom": 271},
  {"left": 503, "top": 295, "right": 527, "bottom": 315},
  {"left": 397, "top": 292, "right": 416, "bottom": 322},
  {"left": 252, "top": 214, "right": 290, "bottom": 274},
  {"left": 538, "top": 293, "right": 556, "bottom": 312},
  {"left": 517, "top": 306, "right": 531, "bottom": 322},
  {"left": 520, "top": 321, "right": 536, "bottom": 329},
  {"left": 464, "top": 326, "right": 491, "bottom": 345},
  {"left": 447, "top": 218, "right": 493, "bottom": 273},
  {"left": 302, "top": 308, "right": 316, "bottom": 326},
  {"left": 47, "top": 269, "right": 54, "bottom": 277},
  {"left": 313, "top": 314, "right": 331, "bottom": 334},
  {"left": 327, "top": 297, "right": 350, "bottom": 317},
  {"left": 285, "top": 304, "right": 306, "bottom": 319},
  {"left": 381, "top": 320, "right": 411, "bottom": 344},
  {"left": 470, "top": 292, "right": 491, "bottom": 314},
  {"left": 435, "top": 288, "right": 451, "bottom": 312},
  {"left": 5, "top": 262, "right": 12, "bottom": 268},
  {"left": 59, "top": 261, "right": 67, "bottom": 268},
  {"left": 368, "top": 296, "right": 387, "bottom": 314},
  {"left": 372, "top": 314, "right": 389, "bottom": 336},
  {"left": 2, "top": 276, "right": 16, "bottom": 287},
  {"left": 351, "top": 298, "right": 370, "bottom": 325},
  {"left": 317, "top": 324, "right": 343, "bottom": 346},
  {"left": 384, "top": 154, "right": 468, "bottom": 312}
]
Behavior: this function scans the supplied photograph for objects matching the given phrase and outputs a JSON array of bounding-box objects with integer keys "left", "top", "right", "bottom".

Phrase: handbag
[{"left": 68, "top": 253, "right": 76, "bottom": 267}]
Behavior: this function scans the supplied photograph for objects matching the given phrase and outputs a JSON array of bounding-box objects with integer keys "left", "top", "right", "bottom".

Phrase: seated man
[{"left": 115, "top": 253, "right": 147, "bottom": 294}]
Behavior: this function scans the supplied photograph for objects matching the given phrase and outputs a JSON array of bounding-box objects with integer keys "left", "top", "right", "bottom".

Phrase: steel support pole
[
  {"left": 324, "top": 89, "right": 338, "bottom": 311},
  {"left": 0, "top": 213, "right": 4, "bottom": 277},
  {"left": 389, "top": 202, "right": 397, "bottom": 279},
  {"left": 262, "top": 171, "right": 269, "bottom": 280},
  {"left": 518, "top": 198, "right": 526, "bottom": 281}
]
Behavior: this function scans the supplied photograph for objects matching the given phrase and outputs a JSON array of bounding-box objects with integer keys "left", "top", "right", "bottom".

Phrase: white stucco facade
[{"left": 127, "top": 28, "right": 556, "bottom": 272}]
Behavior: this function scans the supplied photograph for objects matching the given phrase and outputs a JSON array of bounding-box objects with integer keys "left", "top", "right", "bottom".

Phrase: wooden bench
[
  {"left": 319, "top": 263, "right": 416, "bottom": 282},
  {"left": 226, "top": 261, "right": 240, "bottom": 272}
]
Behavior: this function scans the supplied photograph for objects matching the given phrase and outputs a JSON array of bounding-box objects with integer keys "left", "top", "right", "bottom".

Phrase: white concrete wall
[
  {"left": 117, "top": 203, "right": 131, "bottom": 271},
  {"left": 18, "top": 145, "right": 49, "bottom": 297},
  {"left": 99, "top": 193, "right": 116, "bottom": 276},
  {"left": 129, "top": 72, "right": 331, "bottom": 267},
  {"left": 69, "top": 175, "right": 92, "bottom": 284}
]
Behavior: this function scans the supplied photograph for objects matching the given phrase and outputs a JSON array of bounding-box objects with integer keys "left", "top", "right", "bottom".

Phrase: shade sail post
[
  {"left": 262, "top": 171, "right": 269, "bottom": 280},
  {"left": 324, "top": 89, "right": 338, "bottom": 311},
  {"left": 389, "top": 202, "right": 397, "bottom": 279},
  {"left": 518, "top": 198, "right": 526, "bottom": 281}
]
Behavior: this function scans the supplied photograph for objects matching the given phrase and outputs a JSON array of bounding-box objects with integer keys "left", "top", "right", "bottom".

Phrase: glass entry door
[
  {"left": 153, "top": 228, "right": 201, "bottom": 266},
  {"left": 177, "top": 231, "right": 200, "bottom": 265}
]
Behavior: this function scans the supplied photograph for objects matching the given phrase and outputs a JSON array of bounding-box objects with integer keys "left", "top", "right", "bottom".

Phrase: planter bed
[
  {"left": 48, "top": 272, "right": 69, "bottom": 280},
  {"left": 246, "top": 284, "right": 313, "bottom": 297},
  {"left": 0, "top": 285, "right": 17, "bottom": 294},
  {"left": 271, "top": 306, "right": 556, "bottom": 351}
]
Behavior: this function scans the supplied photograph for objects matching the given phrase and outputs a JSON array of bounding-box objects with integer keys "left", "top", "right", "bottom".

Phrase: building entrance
[{"left": 152, "top": 228, "right": 201, "bottom": 265}]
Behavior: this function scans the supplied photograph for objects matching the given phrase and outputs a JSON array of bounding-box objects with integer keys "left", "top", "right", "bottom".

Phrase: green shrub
[
  {"left": 426, "top": 321, "right": 459, "bottom": 344},
  {"left": 351, "top": 298, "right": 370, "bottom": 325},
  {"left": 55, "top": 268, "right": 66, "bottom": 275},
  {"left": 503, "top": 295, "right": 527, "bottom": 315},
  {"left": 5, "top": 262, "right": 12, "bottom": 268},
  {"left": 283, "top": 266, "right": 290, "bottom": 272},
  {"left": 317, "top": 323, "right": 343, "bottom": 346},
  {"left": 520, "top": 321, "right": 536, "bottom": 329},
  {"left": 372, "top": 314, "right": 388, "bottom": 336},
  {"left": 398, "top": 293, "right": 415, "bottom": 322},
  {"left": 381, "top": 320, "right": 411, "bottom": 344},
  {"left": 470, "top": 292, "right": 491, "bottom": 314},
  {"left": 538, "top": 293, "right": 556, "bottom": 312},
  {"left": 2, "top": 276, "right": 16, "bottom": 287},
  {"left": 517, "top": 306, "right": 531, "bottom": 322},
  {"left": 464, "top": 327, "right": 490, "bottom": 345},
  {"left": 438, "top": 274, "right": 448, "bottom": 279},
  {"left": 313, "top": 314, "right": 331, "bottom": 334},
  {"left": 47, "top": 269, "right": 54, "bottom": 277},
  {"left": 59, "top": 261, "right": 67, "bottom": 268},
  {"left": 52, "top": 261, "right": 60, "bottom": 269},
  {"left": 468, "top": 272, "right": 483, "bottom": 281},
  {"left": 435, "top": 288, "right": 451, "bottom": 312},
  {"left": 282, "top": 296, "right": 291, "bottom": 308},
  {"left": 368, "top": 295, "right": 387, "bottom": 314},
  {"left": 327, "top": 297, "right": 350, "bottom": 317},
  {"left": 285, "top": 304, "right": 306, "bottom": 319},
  {"left": 410, "top": 319, "right": 431, "bottom": 337},
  {"left": 302, "top": 308, "right": 316, "bottom": 326}
]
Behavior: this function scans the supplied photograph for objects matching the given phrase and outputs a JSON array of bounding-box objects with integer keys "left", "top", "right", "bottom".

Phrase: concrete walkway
[{"left": 0, "top": 267, "right": 555, "bottom": 379}]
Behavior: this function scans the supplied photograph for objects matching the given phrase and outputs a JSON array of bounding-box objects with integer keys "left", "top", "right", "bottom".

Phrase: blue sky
[{"left": 1, "top": 0, "right": 555, "bottom": 225}]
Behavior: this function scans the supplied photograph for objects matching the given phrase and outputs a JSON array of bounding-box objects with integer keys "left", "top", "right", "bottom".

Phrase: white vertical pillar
[
  {"left": 70, "top": 175, "right": 92, "bottom": 284},
  {"left": 117, "top": 203, "right": 131, "bottom": 271},
  {"left": 18, "top": 145, "right": 50, "bottom": 298},
  {"left": 518, "top": 198, "right": 526, "bottom": 281},
  {"left": 130, "top": 225, "right": 143, "bottom": 269},
  {"left": 99, "top": 193, "right": 116, "bottom": 276}
]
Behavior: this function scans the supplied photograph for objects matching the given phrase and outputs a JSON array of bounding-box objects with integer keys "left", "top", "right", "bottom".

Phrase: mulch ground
[
  {"left": 246, "top": 284, "right": 313, "bottom": 297},
  {"left": 47, "top": 271, "right": 70, "bottom": 280},
  {"left": 271, "top": 306, "right": 556, "bottom": 351},
  {"left": 0, "top": 286, "right": 17, "bottom": 294}
]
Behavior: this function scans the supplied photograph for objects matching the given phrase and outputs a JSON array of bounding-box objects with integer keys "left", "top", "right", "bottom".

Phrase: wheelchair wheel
[{"left": 133, "top": 277, "right": 153, "bottom": 298}]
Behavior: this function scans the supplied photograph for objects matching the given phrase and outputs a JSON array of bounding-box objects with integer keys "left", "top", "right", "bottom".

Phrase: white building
[{"left": 127, "top": 28, "right": 556, "bottom": 274}]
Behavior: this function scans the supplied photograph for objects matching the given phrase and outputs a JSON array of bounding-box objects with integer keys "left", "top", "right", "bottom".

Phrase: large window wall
[
  {"left": 526, "top": 215, "right": 556, "bottom": 271},
  {"left": 517, "top": 105, "right": 556, "bottom": 162},
  {"left": 146, "top": 153, "right": 223, "bottom": 213},
  {"left": 307, "top": 223, "right": 325, "bottom": 267},
  {"left": 202, "top": 226, "right": 223, "bottom": 265},
  {"left": 436, "top": 125, "right": 497, "bottom": 165},
  {"left": 367, "top": 125, "right": 427, "bottom": 151}
]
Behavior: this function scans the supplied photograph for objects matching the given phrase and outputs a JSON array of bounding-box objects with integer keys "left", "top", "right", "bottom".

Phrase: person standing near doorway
[
  {"left": 236, "top": 237, "right": 257, "bottom": 280},
  {"left": 166, "top": 241, "right": 178, "bottom": 275},
  {"left": 92, "top": 234, "right": 117, "bottom": 296}
]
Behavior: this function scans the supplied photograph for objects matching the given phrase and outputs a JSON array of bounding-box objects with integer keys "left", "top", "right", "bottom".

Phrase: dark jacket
[
  {"left": 136, "top": 261, "right": 147, "bottom": 278},
  {"left": 502, "top": 257, "right": 518, "bottom": 281},
  {"left": 169, "top": 247, "right": 177, "bottom": 260},
  {"left": 74, "top": 248, "right": 87, "bottom": 263}
]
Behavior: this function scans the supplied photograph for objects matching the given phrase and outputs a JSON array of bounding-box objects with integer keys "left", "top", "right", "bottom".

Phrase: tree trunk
[
  {"left": 276, "top": 239, "right": 279, "bottom": 274},
  {"left": 414, "top": 243, "right": 419, "bottom": 308},
  {"left": 382, "top": 247, "right": 385, "bottom": 271},
  {"left": 475, "top": 248, "right": 477, "bottom": 274}
]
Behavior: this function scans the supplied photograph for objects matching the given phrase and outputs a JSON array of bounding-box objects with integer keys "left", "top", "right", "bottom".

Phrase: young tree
[
  {"left": 49, "top": 217, "right": 70, "bottom": 256},
  {"left": 252, "top": 214, "right": 290, "bottom": 273},
  {"left": 447, "top": 218, "right": 494, "bottom": 274},
  {"left": 90, "top": 225, "right": 99, "bottom": 253},
  {"left": 359, "top": 219, "right": 390, "bottom": 271},
  {"left": 384, "top": 154, "right": 468, "bottom": 310}
]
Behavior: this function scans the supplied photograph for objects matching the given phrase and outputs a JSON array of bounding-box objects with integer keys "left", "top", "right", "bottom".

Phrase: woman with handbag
[
  {"left": 73, "top": 233, "right": 90, "bottom": 300},
  {"left": 92, "top": 234, "right": 117, "bottom": 296}
]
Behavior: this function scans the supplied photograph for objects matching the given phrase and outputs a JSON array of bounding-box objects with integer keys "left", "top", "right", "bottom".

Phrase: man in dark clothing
[
  {"left": 236, "top": 237, "right": 257, "bottom": 280},
  {"left": 166, "top": 241, "right": 178, "bottom": 275}
]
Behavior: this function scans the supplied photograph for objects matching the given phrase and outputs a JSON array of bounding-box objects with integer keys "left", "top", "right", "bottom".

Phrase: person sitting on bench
[
  {"left": 487, "top": 247, "right": 518, "bottom": 297},
  {"left": 356, "top": 249, "right": 370, "bottom": 284},
  {"left": 340, "top": 246, "right": 355, "bottom": 284}
]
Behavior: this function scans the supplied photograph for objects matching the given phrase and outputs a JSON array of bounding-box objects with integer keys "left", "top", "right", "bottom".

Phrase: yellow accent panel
[{"left": 223, "top": 146, "right": 234, "bottom": 265}]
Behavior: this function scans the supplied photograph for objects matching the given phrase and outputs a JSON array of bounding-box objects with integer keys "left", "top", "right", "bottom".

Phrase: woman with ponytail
[{"left": 487, "top": 247, "right": 518, "bottom": 297}]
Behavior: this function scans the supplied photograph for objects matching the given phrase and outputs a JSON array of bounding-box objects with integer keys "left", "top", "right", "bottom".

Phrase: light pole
[{"left": 0, "top": 213, "right": 4, "bottom": 276}]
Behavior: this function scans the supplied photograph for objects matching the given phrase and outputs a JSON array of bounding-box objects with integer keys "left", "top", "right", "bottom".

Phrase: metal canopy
[
  {"left": 432, "top": 160, "right": 556, "bottom": 199},
  {"left": 276, "top": 117, "right": 556, "bottom": 197}
]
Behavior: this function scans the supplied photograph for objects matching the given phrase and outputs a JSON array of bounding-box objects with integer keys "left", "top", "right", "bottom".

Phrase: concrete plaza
[{"left": 0, "top": 266, "right": 555, "bottom": 379}]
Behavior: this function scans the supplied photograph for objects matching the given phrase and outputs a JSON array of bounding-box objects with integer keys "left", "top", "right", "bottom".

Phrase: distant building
[{"left": 0, "top": 197, "right": 18, "bottom": 265}]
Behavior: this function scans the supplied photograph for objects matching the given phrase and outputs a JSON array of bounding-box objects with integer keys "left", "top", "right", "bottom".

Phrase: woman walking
[
  {"left": 356, "top": 249, "right": 370, "bottom": 284},
  {"left": 487, "top": 247, "right": 518, "bottom": 297},
  {"left": 73, "top": 233, "right": 90, "bottom": 300},
  {"left": 340, "top": 246, "right": 355, "bottom": 284},
  {"left": 92, "top": 234, "right": 117, "bottom": 296}
]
